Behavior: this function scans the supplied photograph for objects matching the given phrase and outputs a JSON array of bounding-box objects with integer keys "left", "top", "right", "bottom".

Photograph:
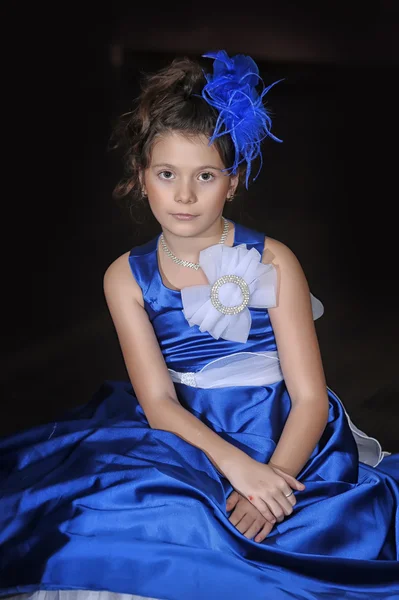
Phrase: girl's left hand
[{"left": 226, "top": 491, "right": 274, "bottom": 542}]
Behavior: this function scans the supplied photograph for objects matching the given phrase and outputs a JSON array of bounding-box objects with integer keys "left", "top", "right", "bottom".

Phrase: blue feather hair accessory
[{"left": 201, "top": 50, "right": 282, "bottom": 187}]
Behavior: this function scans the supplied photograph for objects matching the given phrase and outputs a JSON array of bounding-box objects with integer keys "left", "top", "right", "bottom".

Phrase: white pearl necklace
[{"left": 159, "top": 218, "right": 229, "bottom": 271}]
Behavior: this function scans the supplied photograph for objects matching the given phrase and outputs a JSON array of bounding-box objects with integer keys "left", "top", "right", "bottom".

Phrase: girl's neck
[{"left": 161, "top": 217, "right": 231, "bottom": 262}]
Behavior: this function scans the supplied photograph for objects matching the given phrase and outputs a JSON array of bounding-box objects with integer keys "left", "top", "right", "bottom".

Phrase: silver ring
[{"left": 285, "top": 491, "right": 294, "bottom": 498}]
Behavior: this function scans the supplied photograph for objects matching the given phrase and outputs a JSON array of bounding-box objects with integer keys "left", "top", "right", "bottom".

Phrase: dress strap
[
  {"left": 233, "top": 222, "right": 265, "bottom": 255},
  {"left": 128, "top": 237, "right": 158, "bottom": 297}
]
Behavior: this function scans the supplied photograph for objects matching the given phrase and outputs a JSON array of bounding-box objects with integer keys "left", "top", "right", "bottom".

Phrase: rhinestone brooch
[{"left": 210, "top": 275, "right": 250, "bottom": 315}]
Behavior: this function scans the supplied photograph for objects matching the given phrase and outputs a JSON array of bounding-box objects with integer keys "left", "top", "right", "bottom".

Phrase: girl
[{"left": 1, "top": 51, "right": 398, "bottom": 600}]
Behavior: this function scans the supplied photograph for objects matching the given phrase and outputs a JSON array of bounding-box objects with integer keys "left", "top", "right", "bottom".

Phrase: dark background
[{"left": 2, "top": 2, "right": 398, "bottom": 450}]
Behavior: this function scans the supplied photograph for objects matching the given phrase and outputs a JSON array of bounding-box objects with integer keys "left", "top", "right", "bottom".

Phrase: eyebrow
[{"left": 152, "top": 163, "right": 222, "bottom": 171}]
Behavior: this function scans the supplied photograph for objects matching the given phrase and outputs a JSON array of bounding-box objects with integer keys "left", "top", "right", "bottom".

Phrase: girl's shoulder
[
  {"left": 262, "top": 236, "right": 299, "bottom": 267},
  {"left": 103, "top": 234, "right": 160, "bottom": 307},
  {"left": 103, "top": 250, "right": 144, "bottom": 307}
]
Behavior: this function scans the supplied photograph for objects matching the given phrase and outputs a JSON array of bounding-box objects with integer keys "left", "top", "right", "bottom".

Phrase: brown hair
[{"left": 110, "top": 56, "right": 240, "bottom": 207}]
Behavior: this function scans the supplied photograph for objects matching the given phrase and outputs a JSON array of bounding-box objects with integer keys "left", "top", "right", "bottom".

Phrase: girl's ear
[
  {"left": 227, "top": 174, "right": 239, "bottom": 200},
  {"left": 139, "top": 170, "right": 147, "bottom": 196}
]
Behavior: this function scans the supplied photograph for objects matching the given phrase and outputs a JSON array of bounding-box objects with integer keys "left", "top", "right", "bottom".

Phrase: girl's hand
[
  {"left": 226, "top": 491, "right": 274, "bottom": 542},
  {"left": 224, "top": 456, "right": 305, "bottom": 523}
]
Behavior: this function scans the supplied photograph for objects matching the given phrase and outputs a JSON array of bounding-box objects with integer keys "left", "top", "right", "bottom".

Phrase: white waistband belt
[{"left": 168, "top": 352, "right": 282, "bottom": 389}]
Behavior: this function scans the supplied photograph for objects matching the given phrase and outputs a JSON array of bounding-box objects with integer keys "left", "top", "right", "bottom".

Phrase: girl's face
[{"left": 142, "top": 132, "right": 238, "bottom": 237}]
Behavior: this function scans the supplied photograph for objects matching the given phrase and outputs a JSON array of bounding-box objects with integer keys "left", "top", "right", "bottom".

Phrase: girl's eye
[
  {"left": 159, "top": 171, "right": 174, "bottom": 180},
  {"left": 199, "top": 172, "right": 214, "bottom": 182}
]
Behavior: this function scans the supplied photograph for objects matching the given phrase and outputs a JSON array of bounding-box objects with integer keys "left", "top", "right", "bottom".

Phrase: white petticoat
[{"left": 7, "top": 591, "right": 161, "bottom": 600}]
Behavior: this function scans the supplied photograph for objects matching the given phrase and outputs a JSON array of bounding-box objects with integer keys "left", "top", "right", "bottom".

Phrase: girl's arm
[
  {"left": 103, "top": 252, "right": 303, "bottom": 523},
  {"left": 103, "top": 253, "right": 242, "bottom": 474},
  {"left": 264, "top": 238, "right": 330, "bottom": 478}
]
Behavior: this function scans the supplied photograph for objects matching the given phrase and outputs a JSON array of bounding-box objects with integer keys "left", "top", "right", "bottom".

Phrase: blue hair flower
[{"left": 201, "top": 50, "right": 283, "bottom": 188}]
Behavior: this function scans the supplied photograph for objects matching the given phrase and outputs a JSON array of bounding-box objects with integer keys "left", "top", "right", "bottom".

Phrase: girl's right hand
[{"left": 224, "top": 456, "right": 305, "bottom": 524}]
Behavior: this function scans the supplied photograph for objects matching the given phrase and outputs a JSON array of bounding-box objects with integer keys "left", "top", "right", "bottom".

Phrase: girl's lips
[{"left": 171, "top": 214, "right": 198, "bottom": 220}]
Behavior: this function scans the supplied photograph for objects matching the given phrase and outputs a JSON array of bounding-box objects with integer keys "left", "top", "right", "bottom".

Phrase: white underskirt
[{"left": 7, "top": 591, "right": 162, "bottom": 600}]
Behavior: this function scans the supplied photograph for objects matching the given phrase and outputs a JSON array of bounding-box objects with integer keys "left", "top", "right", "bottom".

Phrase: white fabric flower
[{"left": 181, "top": 244, "right": 277, "bottom": 343}]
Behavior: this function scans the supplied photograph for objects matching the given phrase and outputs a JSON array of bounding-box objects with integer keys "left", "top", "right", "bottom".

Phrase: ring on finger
[{"left": 285, "top": 491, "right": 294, "bottom": 498}]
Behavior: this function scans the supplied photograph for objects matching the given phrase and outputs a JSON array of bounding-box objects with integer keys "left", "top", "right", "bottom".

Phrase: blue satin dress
[{"left": 1, "top": 222, "right": 398, "bottom": 600}]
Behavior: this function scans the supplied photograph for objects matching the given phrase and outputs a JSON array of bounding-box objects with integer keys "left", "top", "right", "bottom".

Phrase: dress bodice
[{"left": 128, "top": 222, "right": 277, "bottom": 372}]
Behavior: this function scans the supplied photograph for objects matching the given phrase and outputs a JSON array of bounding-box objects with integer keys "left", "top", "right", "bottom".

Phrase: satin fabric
[
  {"left": 130, "top": 224, "right": 278, "bottom": 371},
  {"left": 1, "top": 222, "right": 398, "bottom": 599}
]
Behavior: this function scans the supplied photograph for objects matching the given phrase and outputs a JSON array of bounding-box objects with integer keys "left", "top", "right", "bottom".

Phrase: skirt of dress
[{"left": 1, "top": 380, "right": 398, "bottom": 600}]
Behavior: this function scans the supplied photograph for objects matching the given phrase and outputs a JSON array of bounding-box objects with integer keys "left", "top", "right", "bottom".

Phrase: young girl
[{"left": 1, "top": 51, "right": 398, "bottom": 600}]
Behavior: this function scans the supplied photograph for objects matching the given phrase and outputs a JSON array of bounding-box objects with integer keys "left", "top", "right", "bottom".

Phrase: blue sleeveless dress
[{"left": 1, "top": 223, "right": 398, "bottom": 600}]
